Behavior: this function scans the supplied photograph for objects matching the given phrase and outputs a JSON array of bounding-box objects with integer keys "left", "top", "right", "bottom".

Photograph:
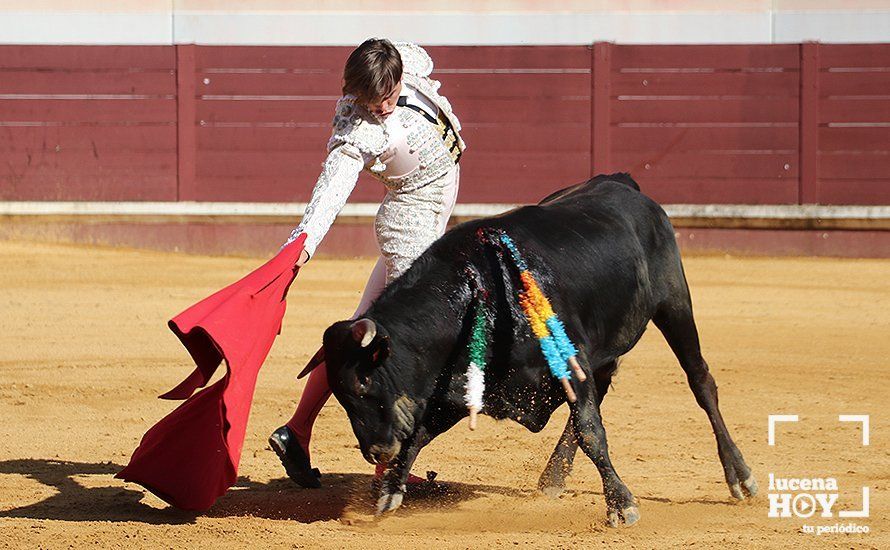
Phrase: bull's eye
[{"left": 353, "top": 373, "right": 372, "bottom": 396}]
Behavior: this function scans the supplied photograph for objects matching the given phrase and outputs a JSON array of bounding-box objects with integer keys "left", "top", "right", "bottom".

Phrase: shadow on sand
[{"left": 0, "top": 458, "right": 533, "bottom": 525}]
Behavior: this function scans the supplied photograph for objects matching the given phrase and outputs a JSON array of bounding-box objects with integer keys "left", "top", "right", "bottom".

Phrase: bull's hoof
[
  {"left": 729, "top": 474, "right": 759, "bottom": 500},
  {"left": 376, "top": 491, "right": 404, "bottom": 514},
  {"left": 540, "top": 485, "right": 565, "bottom": 499},
  {"left": 537, "top": 459, "right": 572, "bottom": 499},
  {"left": 607, "top": 505, "right": 641, "bottom": 528}
]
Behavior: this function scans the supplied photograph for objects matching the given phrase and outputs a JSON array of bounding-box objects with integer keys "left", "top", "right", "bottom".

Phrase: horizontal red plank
[
  {"left": 0, "top": 45, "right": 174, "bottom": 70},
  {"left": 185, "top": 172, "right": 386, "bottom": 203},
  {"left": 196, "top": 150, "right": 328, "bottom": 178},
  {"left": 612, "top": 71, "right": 799, "bottom": 96},
  {"left": 196, "top": 45, "right": 350, "bottom": 69},
  {"left": 428, "top": 46, "right": 591, "bottom": 70},
  {"left": 195, "top": 72, "right": 341, "bottom": 96},
  {"left": 194, "top": 99, "right": 336, "bottom": 124},
  {"left": 611, "top": 126, "right": 798, "bottom": 152},
  {"left": 0, "top": 174, "right": 176, "bottom": 201},
  {"left": 820, "top": 71, "right": 890, "bottom": 96},
  {"left": 818, "top": 179, "right": 890, "bottom": 205},
  {"left": 0, "top": 71, "right": 175, "bottom": 95},
  {"left": 428, "top": 73, "right": 589, "bottom": 99},
  {"left": 819, "top": 44, "right": 890, "bottom": 69},
  {"left": 636, "top": 177, "right": 799, "bottom": 204},
  {"left": 196, "top": 126, "right": 331, "bottom": 151},
  {"left": 819, "top": 99, "right": 890, "bottom": 123},
  {"left": 452, "top": 97, "right": 588, "bottom": 124},
  {"left": 0, "top": 126, "right": 176, "bottom": 152},
  {"left": 820, "top": 151, "right": 890, "bottom": 179},
  {"left": 460, "top": 123, "right": 590, "bottom": 152},
  {"left": 613, "top": 44, "right": 800, "bottom": 70},
  {"left": 1, "top": 149, "right": 177, "bottom": 172},
  {"left": 819, "top": 127, "right": 890, "bottom": 152},
  {"left": 0, "top": 99, "right": 176, "bottom": 123},
  {"left": 457, "top": 176, "right": 582, "bottom": 203},
  {"left": 613, "top": 151, "right": 798, "bottom": 178},
  {"left": 612, "top": 97, "right": 800, "bottom": 124}
]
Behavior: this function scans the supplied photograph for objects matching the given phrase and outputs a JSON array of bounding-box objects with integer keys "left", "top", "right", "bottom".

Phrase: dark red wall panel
[
  {"left": 429, "top": 45, "right": 591, "bottom": 203},
  {"left": 187, "top": 45, "right": 348, "bottom": 202},
  {"left": 817, "top": 43, "right": 890, "bottom": 205},
  {"left": 607, "top": 43, "right": 801, "bottom": 205},
  {"left": 0, "top": 45, "right": 177, "bottom": 201}
]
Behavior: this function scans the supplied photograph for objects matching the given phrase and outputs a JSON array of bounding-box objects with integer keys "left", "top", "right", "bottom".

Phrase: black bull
[{"left": 313, "top": 174, "right": 757, "bottom": 526}]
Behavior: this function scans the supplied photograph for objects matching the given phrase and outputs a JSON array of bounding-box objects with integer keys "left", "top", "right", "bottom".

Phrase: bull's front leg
[
  {"left": 571, "top": 381, "right": 640, "bottom": 527},
  {"left": 537, "top": 416, "right": 577, "bottom": 497},
  {"left": 539, "top": 360, "right": 616, "bottom": 497},
  {"left": 376, "top": 426, "right": 430, "bottom": 514}
]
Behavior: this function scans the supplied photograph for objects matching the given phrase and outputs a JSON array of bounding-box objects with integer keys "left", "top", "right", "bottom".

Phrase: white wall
[{"left": 1, "top": 1, "right": 889, "bottom": 45}]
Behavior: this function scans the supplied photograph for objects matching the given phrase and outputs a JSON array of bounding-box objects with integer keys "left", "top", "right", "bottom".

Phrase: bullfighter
[{"left": 268, "top": 37, "right": 466, "bottom": 488}]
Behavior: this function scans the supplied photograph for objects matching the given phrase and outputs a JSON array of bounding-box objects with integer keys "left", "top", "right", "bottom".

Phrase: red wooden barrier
[
  {"left": 429, "top": 46, "right": 591, "bottom": 203},
  {"left": 608, "top": 44, "right": 801, "bottom": 205},
  {"left": 799, "top": 42, "right": 820, "bottom": 204},
  {"left": 817, "top": 44, "right": 890, "bottom": 205},
  {"left": 0, "top": 45, "right": 177, "bottom": 201},
  {"left": 1, "top": 43, "right": 888, "bottom": 206},
  {"left": 189, "top": 46, "right": 347, "bottom": 203}
]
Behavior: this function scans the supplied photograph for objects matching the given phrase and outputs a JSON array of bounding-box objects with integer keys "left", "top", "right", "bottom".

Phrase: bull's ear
[
  {"left": 350, "top": 318, "right": 377, "bottom": 348},
  {"left": 371, "top": 335, "right": 390, "bottom": 365}
]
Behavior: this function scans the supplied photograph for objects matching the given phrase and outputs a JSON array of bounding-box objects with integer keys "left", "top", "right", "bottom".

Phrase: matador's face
[{"left": 366, "top": 80, "right": 403, "bottom": 120}]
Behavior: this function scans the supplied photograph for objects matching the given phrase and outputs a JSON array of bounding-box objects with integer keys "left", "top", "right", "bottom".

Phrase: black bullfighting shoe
[{"left": 268, "top": 425, "right": 322, "bottom": 488}]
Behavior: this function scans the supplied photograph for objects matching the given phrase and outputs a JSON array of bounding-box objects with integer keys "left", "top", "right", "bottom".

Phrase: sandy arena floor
[{"left": 0, "top": 240, "right": 887, "bottom": 549}]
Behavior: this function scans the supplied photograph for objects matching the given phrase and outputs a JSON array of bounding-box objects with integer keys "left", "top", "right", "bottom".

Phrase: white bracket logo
[
  {"left": 768, "top": 414, "right": 798, "bottom": 446},
  {"left": 767, "top": 414, "right": 870, "bottom": 520},
  {"left": 838, "top": 414, "right": 870, "bottom": 446}
]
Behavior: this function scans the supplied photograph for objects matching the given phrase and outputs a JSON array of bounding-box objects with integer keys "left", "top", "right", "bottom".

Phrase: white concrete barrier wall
[{"left": 1, "top": 1, "right": 889, "bottom": 45}]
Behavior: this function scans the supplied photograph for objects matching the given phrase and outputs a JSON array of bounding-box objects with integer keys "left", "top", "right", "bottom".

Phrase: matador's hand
[{"left": 295, "top": 249, "right": 310, "bottom": 268}]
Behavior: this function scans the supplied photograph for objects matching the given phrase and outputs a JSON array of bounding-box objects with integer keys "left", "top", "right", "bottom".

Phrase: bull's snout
[{"left": 367, "top": 441, "right": 402, "bottom": 465}]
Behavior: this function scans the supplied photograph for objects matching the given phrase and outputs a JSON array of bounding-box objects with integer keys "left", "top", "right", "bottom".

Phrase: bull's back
[
  {"left": 505, "top": 174, "right": 678, "bottom": 276},
  {"left": 483, "top": 175, "right": 686, "bottom": 359}
]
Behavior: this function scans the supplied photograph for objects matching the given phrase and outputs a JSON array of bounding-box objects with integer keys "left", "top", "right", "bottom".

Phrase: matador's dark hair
[{"left": 342, "top": 38, "right": 403, "bottom": 104}]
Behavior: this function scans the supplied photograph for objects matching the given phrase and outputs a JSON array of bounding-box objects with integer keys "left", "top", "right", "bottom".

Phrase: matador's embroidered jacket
[{"left": 286, "top": 42, "right": 467, "bottom": 258}]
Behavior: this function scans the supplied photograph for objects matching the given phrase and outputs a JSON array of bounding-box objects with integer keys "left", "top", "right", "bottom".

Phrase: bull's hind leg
[
  {"left": 653, "top": 304, "right": 758, "bottom": 500},
  {"left": 571, "top": 377, "right": 639, "bottom": 527},
  {"left": 538, "top": 360, "right": 617, "bottom": 497}
]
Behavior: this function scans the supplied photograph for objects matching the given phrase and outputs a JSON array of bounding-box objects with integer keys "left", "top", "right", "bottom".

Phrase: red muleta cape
[{"left": 117, "top": 235, "right": 307, "bottom": 511}]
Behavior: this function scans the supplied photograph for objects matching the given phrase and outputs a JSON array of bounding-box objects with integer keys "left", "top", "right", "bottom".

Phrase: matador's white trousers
[{"left": 353, "top": 162, "right": 460, "bottom": 317}]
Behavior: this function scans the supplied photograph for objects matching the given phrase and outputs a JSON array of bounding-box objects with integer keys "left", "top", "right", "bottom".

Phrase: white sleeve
[{"left": 283, "top": 144, "right": 366, "bottom": 257}]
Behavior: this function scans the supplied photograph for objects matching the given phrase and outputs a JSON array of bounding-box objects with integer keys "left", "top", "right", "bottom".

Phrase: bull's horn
[
  {"left": 296, "top": 346, "right": 325, "bottom": 379},
  {"left": 351, "top": 318, "right": 377, "bottom": 347}
]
